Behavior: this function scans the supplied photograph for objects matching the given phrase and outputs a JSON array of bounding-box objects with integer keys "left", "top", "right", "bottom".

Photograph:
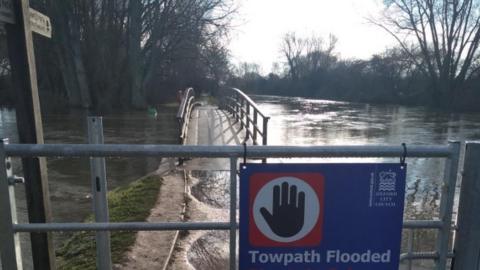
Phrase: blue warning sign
[{"left": 239, "top": 163, "right": 406, "bottom": 270}]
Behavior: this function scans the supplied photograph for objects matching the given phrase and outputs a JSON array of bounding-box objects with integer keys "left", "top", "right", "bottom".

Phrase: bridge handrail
[
  {"left": 220, "top": 87, "right": 270, "bottom": 146},
  {"left": 176, "top": 87, "right": 196, "bottom": 144},
  {"left": 230, "top": 88, "right": 267, "bottom": 118}
]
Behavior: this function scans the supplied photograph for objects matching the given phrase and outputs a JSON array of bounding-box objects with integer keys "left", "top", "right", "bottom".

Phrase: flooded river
[
  {"left": 186, "top": 95, "right": 480, "bottom": 270},
  {"left": 0, "top": 105, "right": 178, "bottom": 269},
  {"left": 2, "top": 95, "right": 480, "bottom": 269}
]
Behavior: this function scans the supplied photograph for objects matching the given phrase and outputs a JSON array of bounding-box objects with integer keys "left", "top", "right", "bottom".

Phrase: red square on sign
[{"left": 249, "top": 173, "right": 324, "bottom": 247}]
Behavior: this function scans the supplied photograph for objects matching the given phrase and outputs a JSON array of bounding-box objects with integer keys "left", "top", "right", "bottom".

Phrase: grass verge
[{"left": 56, "top": 174, "right": 162, "bottom": 270}]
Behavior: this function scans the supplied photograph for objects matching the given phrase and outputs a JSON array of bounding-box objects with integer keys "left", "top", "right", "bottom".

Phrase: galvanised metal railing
[
  {"left": 220, "top": 88, "right": 269, "bottom": 146},
  {"left": 176, "top": 88, "right": 197, "bottom": 145},
  {"left": 2, "top": 141, "right": 480, "bottom": 270}
]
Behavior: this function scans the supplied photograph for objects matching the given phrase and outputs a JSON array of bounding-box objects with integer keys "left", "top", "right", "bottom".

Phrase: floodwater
[
  {"left": 186, "top": 95, "right": 480, "bottom": 270},
  {"left": 3, "top": 95, "right": 480, "bottom": 269},
  {"left": 0, "top": 105, "right": 178, "bottom": 269}
]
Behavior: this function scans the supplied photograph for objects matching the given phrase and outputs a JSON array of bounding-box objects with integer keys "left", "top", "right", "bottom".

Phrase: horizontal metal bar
[
  {"left": 4, "top": 144, "right": 453, "bottom": 158},
  {"left": 14, "top": 222, "right": 231, "bottom": 232},
  {"left": 13, "top": 219, "right": 446, "bottom": 233},
  {"left": 403, "top": 220, "right": 443, "bottom": 229},
  {"left": 399, "top": 251, "right": 454, "bottom": 261}
]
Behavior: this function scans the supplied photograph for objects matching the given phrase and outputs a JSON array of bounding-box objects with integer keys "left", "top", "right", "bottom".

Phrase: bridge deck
[
  {"left": 186, "top": 105, "right": 244, "bottom": 146},
  {"left": 184, "top": 104, "right": 247, "bottom": 170}
]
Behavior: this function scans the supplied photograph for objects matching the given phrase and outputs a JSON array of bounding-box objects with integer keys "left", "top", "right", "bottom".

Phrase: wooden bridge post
[{"left": 452, "top": 142, "right": 480, "bottom": 270}]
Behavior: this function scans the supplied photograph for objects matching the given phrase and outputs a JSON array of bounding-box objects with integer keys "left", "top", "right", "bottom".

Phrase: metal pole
[
  {"left": 235, "top": 93, "right": 239, "bottom": 123},
  {"left": 4, "top": 144, "right": 454, "bottom": 158},
  {"left": 246, "top": 104, "right": 250, "bottom": 140},
  {"left": 240, "top": 99, "right": 244, "bottom": 129},
  {"left": 5, "top": 140, "right": 24, "bottom": 269},
  {"left": 253, "top": 111, "right": 258, "bottom": 145},
  {"left": 407, "top": 229, "right": 414, "bottom": 270},
  {"left": 229, "top": 157, "right": 238, "bottom": 270},
  {"left": 262, "top": 117, "right": 269, "bottom": 146},
  {"left": 435, "top": 141, "right": 461, "bottom": 270},
  {"left": 0, "top": 139, "right": 18, "bottom": 270},
  {"left": 87, "top": 117, "right": 112, "bottom": 270},
  {"left": 262, "top": 117, "right": 269, "bottom": 163},
  {"left": 452, "top": 142, "right": 480, "bottom": 270}
]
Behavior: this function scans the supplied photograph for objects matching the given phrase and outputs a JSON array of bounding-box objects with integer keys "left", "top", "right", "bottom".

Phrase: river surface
[
  {"left": 2, "top": 95, "right": 480, "bottom": 269},
  {"left": 0, "top": 105, "right": 178, "bottom": 269},
  {"left": 186, "top": 95, "right": 480, "bottom": 270}
]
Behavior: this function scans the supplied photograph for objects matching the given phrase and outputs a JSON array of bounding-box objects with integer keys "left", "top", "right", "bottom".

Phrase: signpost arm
[{"left": 4, "top": 0, "right": 55, "bottom": 269}]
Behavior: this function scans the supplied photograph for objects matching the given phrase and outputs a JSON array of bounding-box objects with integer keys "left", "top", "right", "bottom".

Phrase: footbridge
[
  {"left": 177, "top": 87, "right": 269, "bottom": 148},
  {"left": 1, "top": 87, "right": 480, "bottom": 270}
]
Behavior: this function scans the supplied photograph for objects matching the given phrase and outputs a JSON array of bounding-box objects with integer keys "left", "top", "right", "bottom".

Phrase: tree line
[
  {"left": 0, "top": 0, "right": 233, "bottom": 111},
  {"left": 2, "top": 0, "right": 480, "bottom": 112},
  {"left": 230, "top": 0, "right": 480, "bottom": 111}
]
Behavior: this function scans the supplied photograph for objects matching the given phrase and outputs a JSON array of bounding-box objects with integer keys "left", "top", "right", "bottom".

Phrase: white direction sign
[
  {"left": 0, "top": 0, "right": 15, "bottom": 24},
  {"left": 0, "top": 1, "right": 52, "bottom": 38},
  {"left": 29, "top": 8, "right": 51, "bottom": 38}
]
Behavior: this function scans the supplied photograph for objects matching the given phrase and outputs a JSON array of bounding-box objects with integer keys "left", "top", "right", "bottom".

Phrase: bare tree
[
  {"left": 373, "top": 0, "right": 480, "bottom": 106},
  {"left": 306, "top": 33, "right": 338, "bottom": 72},
  {"left": 281, "top": 32, "right": 307, "bottom": 80}
]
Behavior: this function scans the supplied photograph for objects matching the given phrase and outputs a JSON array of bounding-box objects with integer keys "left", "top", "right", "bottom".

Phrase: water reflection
[
  {"left": 0, "top": 106, "right": 178, "bottom": 269},
  {"left": 253, "top": 95, "right": 480, "bottom": 220},
  {"left": 186, "top": 96, "right": 480, "bottom": 270}
]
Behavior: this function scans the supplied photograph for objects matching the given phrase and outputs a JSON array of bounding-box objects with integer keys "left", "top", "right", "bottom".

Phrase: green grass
[{"left": 56, "top": 174, "right": 162, "bottom": 270}]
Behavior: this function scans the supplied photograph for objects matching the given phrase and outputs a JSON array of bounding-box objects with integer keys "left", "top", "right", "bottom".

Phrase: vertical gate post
[
  {"left": 452, "top": 142, "right": 480, "bottom": 270},
  {"left": 5, "top": 139, "right": 24, "bottom": 269},
  {"left": 435, "top": 141, "right": 461, "bottom": 270},
  {"left": 87, "top": 117, "right": 112, "bottom": 270},
  {"left": 229, "top": 157, "right": 238, "bottom": 270},
  {"left": 0, "top": 139, "right": 18, "bottom": 270}
]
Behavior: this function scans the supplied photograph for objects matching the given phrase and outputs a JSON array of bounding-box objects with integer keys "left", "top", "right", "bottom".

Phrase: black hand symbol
[{"left": 260, "top": 182, "right": 305, "bottom": 237}]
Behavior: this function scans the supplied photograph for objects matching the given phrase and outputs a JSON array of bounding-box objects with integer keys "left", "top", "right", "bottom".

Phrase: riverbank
[
  {"left": 55, "top": 159, "right": 184, "bottom": 269},
  {"left": 116, "top": 164, "right": 186, "bottom": 270}
]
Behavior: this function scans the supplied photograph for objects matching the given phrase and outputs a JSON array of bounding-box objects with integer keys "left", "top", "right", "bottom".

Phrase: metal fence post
[
  {"left": 229, "top": 157, "right": 238, "bottom": 270},
  {"left": 452, "top": 142, "right": 480, "bottom": 270},
  {"left": 435, "top": 141, "right": 461, "bottom": 270},
  {"left": 5, "top": 141, "right": 24, "bottom": 269},
  {"left": 0, "top": 139, "right": 18, "bottom": 270},
  {"left": 87, "top": 117, "right": 112, "bottom": 270}
]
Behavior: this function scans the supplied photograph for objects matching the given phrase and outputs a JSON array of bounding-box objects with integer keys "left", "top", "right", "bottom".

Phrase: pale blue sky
[{"left": 229, "top": 0, "right": 396, "bottom": 74}]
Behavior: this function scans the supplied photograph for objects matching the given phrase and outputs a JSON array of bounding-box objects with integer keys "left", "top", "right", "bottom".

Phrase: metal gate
[{"left": 1, "top": 140, "right": 480, "bottom": 270}]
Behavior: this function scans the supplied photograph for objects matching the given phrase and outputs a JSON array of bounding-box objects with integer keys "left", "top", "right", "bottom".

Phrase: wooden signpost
[{"left": 1, "top": 0, "right": 54, "bottom": 269}]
